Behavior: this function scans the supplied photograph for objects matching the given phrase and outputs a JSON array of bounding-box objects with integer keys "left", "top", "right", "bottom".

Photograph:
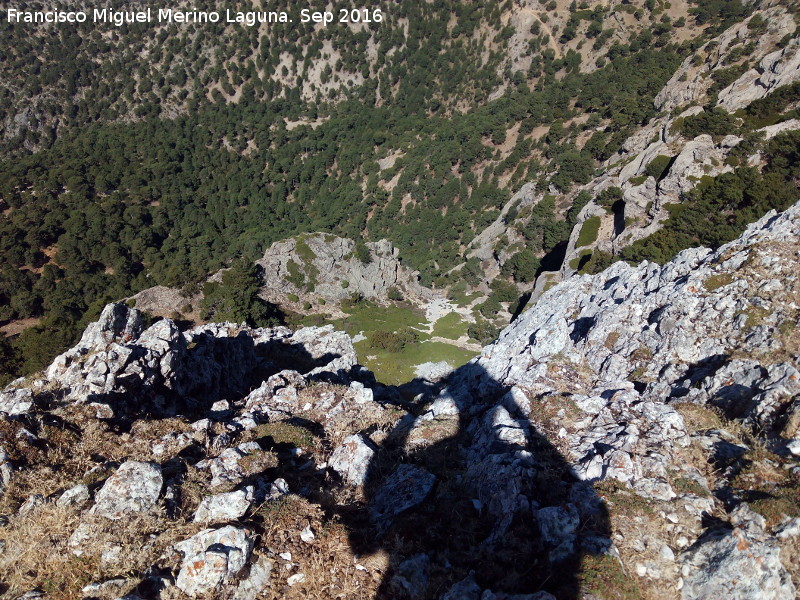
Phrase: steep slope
[
  {"left": 0, "top": 0, "right": 728, "bottom": 382},
  {"left": 0, "top": 200, "right": 798, "bottom": 599},
  {"left": 465, "top": 5, "right": 799, "bottom": 296},
  {"left": 556, "top": 7, "right": 800, "bottom": 276}
]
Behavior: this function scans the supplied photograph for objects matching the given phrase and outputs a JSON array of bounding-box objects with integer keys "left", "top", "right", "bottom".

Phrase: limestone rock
[
  {"left": 681, "top": 505, "right": 795, "bottom": 599},
  {"left": 388, "top": 554, "right": 430, "bottom": 599},
  {"left": 90, "top": 461, "right": 163, "bottom": 519},
  {"left": 717, "top": 38, "right": 800, "bottom": 113},
  {"left": 441, "top": 576, "right": 483, "bottom": 600},
  {"left": 175, "top": 526, "right": 254, "bottom": 597},
  {"left": 328, "top": 434, "right": 376, "bottom": 486},
  {"left": 654, "top": 8, "right": 796, "bottom": 113},
  {"left": 194, "top": 487, "right": 254, "bottom": 523},
  {"left": 9, "top": 301, "right": 356, "bottom": 416},
  {"left": 370, "top": 464, "right": 436, "bottom": 530},
  {"left": 537, "top": 504, "right": 580, "bottom": 563},
  {"left": 256, "top": 233, "right": 433, "bottom": 303},
  {"left": 0, "top": 446, "right": 12, "bottom": 493},
  {"left": 232, "top": 555, "right": 273, "bottom": 600},
  {"left": 0, "top": 388, "right": 34, "bottom": 416},
  {"left": 56, "top": 484, "right": 90, "bottom": 507}
]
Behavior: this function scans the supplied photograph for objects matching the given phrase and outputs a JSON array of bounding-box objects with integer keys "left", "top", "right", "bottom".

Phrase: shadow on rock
[
  {"left": 46, "top": 303, "right": 349, "bottom": 428},
  {"left": 345, "top": 361, "right": 612, "bottom": 600}
]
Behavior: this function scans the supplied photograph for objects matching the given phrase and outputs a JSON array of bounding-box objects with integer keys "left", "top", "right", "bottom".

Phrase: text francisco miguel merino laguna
[{"left": 3, "top": 7, "right": 338, "bottom": 27}]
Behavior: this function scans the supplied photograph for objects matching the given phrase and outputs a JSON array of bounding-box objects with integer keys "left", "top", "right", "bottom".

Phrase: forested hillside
[{"left": 1, "top": 0, "right": 797, "bottom": 383}]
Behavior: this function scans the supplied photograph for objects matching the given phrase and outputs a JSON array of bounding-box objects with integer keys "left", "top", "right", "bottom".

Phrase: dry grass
[
  {"left": 0, "top": 496, "right": 203, "bottom": 598},
  {"left": 0, "top": 502, "right": 200, "bottom": 597},
  {"left": 672, "top": 402, "right": 725, "bottom": 433},
  {"left": 253, "top": 496, "right": 381, "bottom": 600},
  {"left": 0, "top": 503, "right": 98, "bottom": 599},
  {"left": 702, "top": 273, "right": 734, "bottom": 292}
]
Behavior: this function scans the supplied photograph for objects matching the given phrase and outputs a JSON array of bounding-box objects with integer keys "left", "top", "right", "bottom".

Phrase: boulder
[
  {"left": 90, "top": 461, "right": 162, "bottom": 519},
  {"left": 681, "top": 505, "right": 795, "bottom": 600},
  {"left": 175, "top": 526, "right": 254, "bottom": 597},
  {"left": 328, "top": 434, "right": 376, "bottom": 486},
  {"left": 194, "top": 487, "right": 254, "bottom": 523},
  {"left": 370, "top": 464, "right": 436, "bottom": 530}
]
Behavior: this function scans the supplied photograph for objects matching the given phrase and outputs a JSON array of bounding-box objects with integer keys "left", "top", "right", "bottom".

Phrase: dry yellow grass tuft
[{"left": 0, "top": 503, "right": 97, "bottom": 599}]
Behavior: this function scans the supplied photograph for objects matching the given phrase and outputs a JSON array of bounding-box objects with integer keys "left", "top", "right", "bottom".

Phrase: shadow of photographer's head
[{"left": 347, "top": 359, "right": 611, "bottom": 600}]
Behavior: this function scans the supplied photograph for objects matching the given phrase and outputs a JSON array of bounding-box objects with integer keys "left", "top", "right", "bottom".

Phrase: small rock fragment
[
  {"left": 57, "top": 484, "right": 90, "bottom": 508},
  {"left": 300, "top": 525, "right": 315, "bottom": 543},
  {"left": 194, "top": 487, "right": 253, "bottom": 523}
]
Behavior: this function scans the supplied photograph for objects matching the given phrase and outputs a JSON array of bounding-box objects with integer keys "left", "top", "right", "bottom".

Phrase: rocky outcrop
[
  {"left": 1, "top": 202, "right": 799, "bottom": 598},
  {"left": 654, "top": 8, "right": 796, "bottom": 114},
  {"left": 175, "top": 526, "right": 255, "bottom": 596},
  {"left": 34, "top": 302, "right": 356, "bottom": 417},
  {"left": 681, "top": 505, "right": 796, "bottom": 600},
  {"left": 717, "top": 37, "right": 800, "bottom": 113},
  {"left": 556, "top": 7, "right": 800, "bottom": 274},
  {"left": 255, "top": 233, "right": 433, "bottom": 303},
  {"left": 471, "top": 202, "right": 800, "bottom": 597},
  {"left": 90, "top": 461, "right": 163, "bottom": 520}
]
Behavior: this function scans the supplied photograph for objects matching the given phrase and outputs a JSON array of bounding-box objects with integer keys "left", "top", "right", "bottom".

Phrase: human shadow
[{"left": 347, "top": 360, "right": 612, "bottom": 599}]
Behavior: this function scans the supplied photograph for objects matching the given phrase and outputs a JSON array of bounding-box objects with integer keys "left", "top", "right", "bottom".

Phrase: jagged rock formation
[
  {"left": 0, "top": 202, "right": 799, "bottom": 598},
  {"left": 555, "top": 6, "right": 800, "bottom": 276},
  {"left": 654, "top": 7, "right": 796, "bottom": 113},
  {"left": 255, "top": 233, "right": 434, "bottom": 304},
  {"left": 717, "top": 37, "right": 800, "bottom": 112}
]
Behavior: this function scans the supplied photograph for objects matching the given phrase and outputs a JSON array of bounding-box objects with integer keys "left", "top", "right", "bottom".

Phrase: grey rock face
[
  {"left": 681, "top": 505, "right": 796, "bottom": 599},
  {"left": 370, "top": 464, "right": 436, "bottom": 530},
  {"left": 231, "top": 555, "right": 272, "bottom": 600},
  {"left": 90, "top": 461, "right": 163, "bottom": 519},
  {"left": 194, "top": 487, "right": 254, "bottom": 523},
  {"left": 474, "top": 203, "right": 800, "bottom": 507},
  {"left": 174, "top": 526, "right": 255, "bottom": 597},
  {"left": 654, "top": 8, "right": 796, "bottom": 113},
  {"left": 5, "top": 302, "right": 358, "bottom": 419},
  {"left": 56, "top": 484, "right": 90, "bottom": 508},
  {"left": 256, "top": 233, "right": 433, "bottom": 302},
  {"left": 0, "top": 388, "right": 34, "bottom": 416},
  {"left": 329, "top": 434, "right": 376, "bottom": 486},
  {"left": 537, "top": 504, "right": 580, "bottom": 563},
  {"left": 0, "top": 446, "right": 12, "bottom": 493},
  {"left": 388, "top": 553, "right": 431, "bottom": 599},
  {"left": 717, "top": 37, "right": 800, "bottom": 113}
]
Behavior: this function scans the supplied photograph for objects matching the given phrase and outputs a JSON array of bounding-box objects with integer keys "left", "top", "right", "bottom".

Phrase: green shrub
[
  {"left": 681, "top": 107, "right": 736, "bottom": 138},
  {"left": 579, "top": 250, "right": 616, "bottom": 275},
  {"left": 387, "top": 286, "right": 403, "bottom": 301},
  {"left": 478, "top": 297, "right": 501, "bottom": 318},
  {"left": 644, "top": 155, "right": 672, "bottom": 181},
  {"left": 354, "top": 241, "right": 372, "bottom": 265},
  {"left": 628, "top": 175, "right": 647, "bottom": 186},
  {"left": 502, "top": 249, "right": 540, "bottom": 283},
  {"left": 622, "top": 132, "right": 800, "bottom": 264},
  {"left": 294, "top": 237, "right": 316, "bottom": 265},
  {"left": 577, "top": 216, "right": 601, "bottom": 247},
  {"left": 468, "top": 318, "right": 500, "bottom": 345},
  {"left": 200, "top": 260, "right": 282, "bottom": 327},
  {"left": 286, "top": 260, "right": 306, "bottom": 288},
  {"left": 368, "top": 327, "right": 419, "bottom": 352},
  {"left": 489, "top": 279, "right": 519, "bottom": 303}
]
